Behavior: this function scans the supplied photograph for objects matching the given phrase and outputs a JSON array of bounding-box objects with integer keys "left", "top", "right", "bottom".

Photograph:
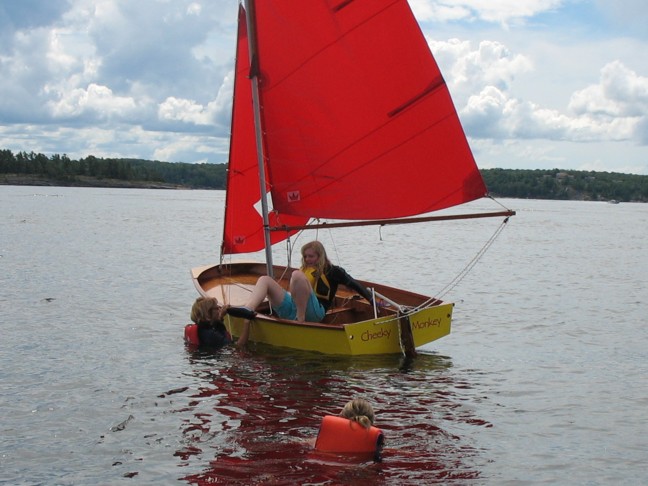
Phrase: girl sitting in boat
[
  {"left": 230, "top": 240, "right": 373, "bottom": 323},
  {"left": 185, "top": 297, "right": 250, "bottom": 348}
]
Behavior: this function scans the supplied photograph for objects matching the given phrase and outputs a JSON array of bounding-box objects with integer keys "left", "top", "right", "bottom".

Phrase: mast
[{"left": 243, "top": 0, "right": 274, "bottom": 277}]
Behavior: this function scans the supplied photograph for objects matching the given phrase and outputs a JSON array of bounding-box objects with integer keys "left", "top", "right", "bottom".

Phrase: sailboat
[{"left": 189, "top": 0, "right": 515, "bottom": 356}]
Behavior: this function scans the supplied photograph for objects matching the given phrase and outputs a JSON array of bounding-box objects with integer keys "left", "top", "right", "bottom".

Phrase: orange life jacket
[
  {"left": 184, "top": 323, "right": 200, "bottom": 346},
  {"left": 314, "top": 415, "right": 384, "bottom": 455}
]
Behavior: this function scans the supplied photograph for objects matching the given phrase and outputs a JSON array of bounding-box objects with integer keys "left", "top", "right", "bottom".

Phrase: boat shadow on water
[{"left": 174, "top": 346, "right": 488, "bottom": 484}]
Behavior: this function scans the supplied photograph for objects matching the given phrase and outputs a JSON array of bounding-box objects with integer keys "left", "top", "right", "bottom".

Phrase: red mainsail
[{"left": 223, "top": 0, "right": 487, "bottom": 255}]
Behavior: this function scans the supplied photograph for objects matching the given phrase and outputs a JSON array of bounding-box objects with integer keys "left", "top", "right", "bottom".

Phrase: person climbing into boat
[
  {"left": 229, "top": 240, "right": 374, "bottom": 323},
  {"left": 314, "top": 398, "right": 384, "bottom": 461},
  {"left": 184, "top": 296, "right": 251, "bottom": 348}
]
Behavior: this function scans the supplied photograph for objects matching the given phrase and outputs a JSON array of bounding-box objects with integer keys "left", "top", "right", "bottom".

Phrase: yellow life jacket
[
  {"left": 314, "top": 415, "right": 384, "bottom": 456},
  {"left": 304, "top": 267, "right": 332, "bottom": 301}
]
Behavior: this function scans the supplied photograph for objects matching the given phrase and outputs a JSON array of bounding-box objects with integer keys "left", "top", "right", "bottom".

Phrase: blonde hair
[
  {"left": 339, "top": 398, "right": 375, "bottom": 429},
  {"left": 190, "top": 297, "right": 224, "bottom": 324},
  {"left": 300, "top": 240, "right": 331, "bottom": 276}
]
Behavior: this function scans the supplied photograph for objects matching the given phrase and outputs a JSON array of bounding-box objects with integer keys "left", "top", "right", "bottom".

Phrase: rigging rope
[
  {"left": 418, "top": 214, "right": 512, "bottom": 309},
  {"left": 368, "top": 214, "right": 512, "bottom": 325},
  {"left": 283, "top": 208, "right": 512, "bottom": 313}
]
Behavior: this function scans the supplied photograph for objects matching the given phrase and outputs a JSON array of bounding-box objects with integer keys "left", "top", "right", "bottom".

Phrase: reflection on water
[{"left": 175, "top": 346, "right": 487, "bottom": 484}]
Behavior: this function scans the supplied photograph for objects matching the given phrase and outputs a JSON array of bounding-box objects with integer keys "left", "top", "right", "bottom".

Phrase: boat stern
[{"left": 342, "top": 303, "right": 452, "bottom": 355}]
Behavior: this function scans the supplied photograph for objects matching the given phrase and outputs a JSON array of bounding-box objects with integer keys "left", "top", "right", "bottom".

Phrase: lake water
[{"left": 1, "top": 186, "right": 647, "bottom": 485}]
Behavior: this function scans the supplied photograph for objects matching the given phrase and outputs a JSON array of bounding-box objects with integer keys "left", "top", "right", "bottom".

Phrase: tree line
[
  {"left": 482, "top": 168, "right": 647, "bottom": 202},
  {"left": 0, "top": 149, "right": 226, "bottom": 189},
  {"left": 1, "top": 149, "right": 647, "bottom": 201}
]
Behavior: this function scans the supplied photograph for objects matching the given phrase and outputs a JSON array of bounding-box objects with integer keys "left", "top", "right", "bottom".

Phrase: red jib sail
[
  {"left": 222, "top": 5, "right": 309, "bottom": 255},
  {"left": 223, "top": 0, "right": 487, "bottom": 255}
]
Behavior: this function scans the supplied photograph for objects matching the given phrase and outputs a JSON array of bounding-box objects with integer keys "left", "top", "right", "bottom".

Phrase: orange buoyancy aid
[
  {"left": 304, "top": 267, "right": 332, "bottom": 301},
  {"left": 184, "top": 323, "right": 200, "bottom": 346},
  {"left": 314, "top": 415, "right": 384, "bottom": 455}
]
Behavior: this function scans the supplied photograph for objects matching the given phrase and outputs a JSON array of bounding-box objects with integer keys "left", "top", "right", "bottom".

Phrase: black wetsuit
[
  {"left": 197, "top": 320, "right": 232, "bottom": 348},
  {"left": 313, "top": 265, "right": 374, "bottom": 311}
]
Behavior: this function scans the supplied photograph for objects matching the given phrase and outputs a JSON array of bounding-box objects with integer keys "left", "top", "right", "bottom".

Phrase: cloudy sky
[{"left": 1, "top": 0, "right": 647, "bottom": 174}]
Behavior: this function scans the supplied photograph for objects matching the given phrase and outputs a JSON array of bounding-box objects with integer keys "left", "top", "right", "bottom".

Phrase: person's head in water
[
  {"left": 339, "top": 398, "right": 375, "bottom": 429},
  {"left": 190, "top": 296, "right": 224, "bottom": 325},
  {"left": 190, "top": 297, "right": 234, "bottom": 348}
]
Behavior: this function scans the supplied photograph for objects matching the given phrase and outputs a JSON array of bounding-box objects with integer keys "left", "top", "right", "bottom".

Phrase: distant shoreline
[
  {"left": 1, "top": 174, "right": 193, "bottom": 190},
  {"left": 2, "top": 170, "right": 646, "bottom": 202},
  {"left": 3, "top": 149, "right": 646, "bottom": 201}
]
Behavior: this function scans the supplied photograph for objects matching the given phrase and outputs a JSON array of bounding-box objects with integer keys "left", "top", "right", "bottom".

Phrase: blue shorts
[{"left": 274, "top": 291, "right": 326, "bottom": 322}]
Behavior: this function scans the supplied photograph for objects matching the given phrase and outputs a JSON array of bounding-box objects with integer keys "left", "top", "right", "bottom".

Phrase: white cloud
[
  {"left": 430, "top": 39, "right": 532, "bottom": 94},
  {"left": 430, "top": 38, "right": 647, "bottom": 147},
  {"left": 157, "top": 67, "right": 232, "bottom": 127},
  {"left": 212, "top": 69, "right": 234, "bottom": 126},
  {"left": 152, "top": 136, "right": 221, "bottom": 164},
  {"left": 410, "top": 0, "right": 563, "bottom": 26},
  {"left": 566, "top": 61, "right": 647, "bottom": 143},
  {"left": 158, "top": 97, "right": 213, "bottom": 125},
  {"left": 569, "top": 61, "right": 648, "bottom": 118},
  {"left": 462, "top": 85, "right": 635, "bottom": 143},
  {"left": 46, "top": 83, "right": 138, "bottom": 119},
  {"left": 187, "top": 3, "right": 202, "bottom": 16},
  {"left": 458, "top": 0, "right": 563, "bottom": 24},
  {"left": 409, "top": 0, "right": 472, "bottom": 22}
]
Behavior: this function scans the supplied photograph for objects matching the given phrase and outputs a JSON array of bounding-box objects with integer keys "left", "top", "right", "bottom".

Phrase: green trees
[
  {"left": 0, "top": 149, "right": 227, "bottom": 189},
  {"left": 482, "top": 168, "right": 648, "bottom": 202},
  {"left": 1, "top": 148, "right": 647, "bottom": 201}
]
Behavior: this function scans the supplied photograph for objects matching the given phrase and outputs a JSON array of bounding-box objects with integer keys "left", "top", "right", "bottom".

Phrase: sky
[{"left": 1, "top": 0, "right": 647, "bottom": 175}]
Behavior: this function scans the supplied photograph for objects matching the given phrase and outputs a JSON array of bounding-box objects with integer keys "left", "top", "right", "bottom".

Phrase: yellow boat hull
[{"left": 192, "top": 262, "right": 452, "bottom": 356}]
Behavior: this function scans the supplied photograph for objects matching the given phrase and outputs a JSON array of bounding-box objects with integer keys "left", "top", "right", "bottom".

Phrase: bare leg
[
  {"left": 236, "top": 320, "right": 251, "bottom": 347},
  {"left": 229, "top": 276, "right": 288, "bottom": 346},
  {"left": 244, "top": 275, "right": 287, "bottom": 310},
  {"left": 290, "top": 270, "right": 312, "bottom": 322}
]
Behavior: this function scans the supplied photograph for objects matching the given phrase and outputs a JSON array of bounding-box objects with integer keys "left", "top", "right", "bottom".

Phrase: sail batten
[{"left": 388, "top": 76, "right": 447, "bottom": 117}]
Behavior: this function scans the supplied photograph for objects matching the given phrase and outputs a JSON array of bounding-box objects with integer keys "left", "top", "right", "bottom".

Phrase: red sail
[
  {"left": 252, "top": 0, "right": 487, "bottom": 220},
  {"left": 222, "top": 5, "right": 309, "bottom": 255}
]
